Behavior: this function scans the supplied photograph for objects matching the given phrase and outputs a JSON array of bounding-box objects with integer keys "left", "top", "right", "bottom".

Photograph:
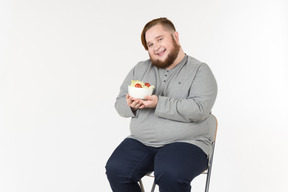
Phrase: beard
[{"left": 149, "top": 38, "right": 181, "bottom": 69}]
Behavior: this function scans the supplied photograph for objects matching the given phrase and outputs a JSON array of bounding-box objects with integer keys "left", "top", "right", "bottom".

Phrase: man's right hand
[{"left": 126, "top": 94, "right": 144, "bottom": 111}]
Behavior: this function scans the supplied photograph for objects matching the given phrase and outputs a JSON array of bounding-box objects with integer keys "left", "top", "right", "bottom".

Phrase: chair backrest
[{"left": 214, "top": 117, "right": 218, "bottom": 142}]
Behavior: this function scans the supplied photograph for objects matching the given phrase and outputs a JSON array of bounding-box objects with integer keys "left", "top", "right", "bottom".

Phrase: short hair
[{"left": 141, "top": 17, "right": 176, "bottom": 50}]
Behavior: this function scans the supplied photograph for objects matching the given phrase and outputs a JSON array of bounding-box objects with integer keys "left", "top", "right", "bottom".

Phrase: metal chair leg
[
  {"left": 205, "top": 141, "right": 216, "bottom": 192},
  {"left": 139, "top": 179, "right": 145, "bottom": 192},
  {"left": 150, "top": 182, "right": 156, "bottom": 192},
  {"left": 205, "top": 166, "right": 211, "bottom": 192}
]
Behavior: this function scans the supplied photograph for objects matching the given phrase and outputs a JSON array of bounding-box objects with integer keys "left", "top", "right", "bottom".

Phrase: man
[{"left": 105, "top": 17, "right": 217, "bottom": 192}]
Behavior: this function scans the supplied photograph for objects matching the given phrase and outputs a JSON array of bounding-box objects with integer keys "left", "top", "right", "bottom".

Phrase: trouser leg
[
  {"left": 154, "top": 142, "right": 208, "bottom": 192},
  {"left": 105, "top": 138, "right": 155, "bottom": 192}
]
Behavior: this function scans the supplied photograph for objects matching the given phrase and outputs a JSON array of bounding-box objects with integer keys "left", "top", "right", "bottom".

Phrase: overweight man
[{"left": 105, "top": 17, "right": 218, "bottom": 192}]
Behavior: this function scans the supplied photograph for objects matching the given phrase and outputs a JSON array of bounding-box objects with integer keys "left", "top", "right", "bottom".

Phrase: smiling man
[
  {"left": 105, "top": 17, "right": 218, "bottom": 192},
  {"left": 144, "top": 23, "right": 184, "bottom": 69}
]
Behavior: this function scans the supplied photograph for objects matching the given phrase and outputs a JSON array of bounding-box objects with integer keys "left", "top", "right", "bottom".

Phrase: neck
[{"left": 166, "top": 48, "right": 185, "bottom": 70}]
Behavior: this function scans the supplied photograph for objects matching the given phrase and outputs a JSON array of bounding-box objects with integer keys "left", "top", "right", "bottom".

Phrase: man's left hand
[{"left": 139, "top": 95, "right": 158, "bottom": 109}]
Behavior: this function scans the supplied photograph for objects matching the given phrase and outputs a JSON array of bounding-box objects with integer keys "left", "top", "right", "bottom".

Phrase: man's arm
[
  {"left": 154, "top": 63, "right": 217, "bottom": 122},
  {"left": 114, "top": 66, "right": 137, "bottom": 118}
]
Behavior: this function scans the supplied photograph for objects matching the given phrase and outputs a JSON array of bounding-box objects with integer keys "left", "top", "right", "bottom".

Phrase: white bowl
[{"left": 128, "top": 86, "right": 153, "bottom": 99}]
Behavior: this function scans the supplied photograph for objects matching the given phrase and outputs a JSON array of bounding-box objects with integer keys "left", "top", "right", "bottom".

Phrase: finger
[
  {"left": 126, "top": 95, "right": 132, "bottom": 105},
  {"left": 130, "top": 100, "right": 137, "bottom": 107},
  {"left": 132, "top": 100, "right": 142, "bottom": 108},
  {"left": 139, "top": 104, "right": 145, "bottom": 109},
  {"left": 136, "top": 101, "right": 143, "bottom": 107},
  {"left": 134, "top": 100, "right": 140, "bottom": 106}
]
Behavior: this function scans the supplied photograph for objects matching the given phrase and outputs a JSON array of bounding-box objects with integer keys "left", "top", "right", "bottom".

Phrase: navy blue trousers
[{"left": 105, "top": 138, "right": 208, "bottom": 192}]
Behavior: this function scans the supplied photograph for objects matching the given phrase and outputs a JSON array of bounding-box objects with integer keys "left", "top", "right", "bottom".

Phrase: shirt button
[{"left": 164, "top": 80, "right": 166, "bottom": 82}]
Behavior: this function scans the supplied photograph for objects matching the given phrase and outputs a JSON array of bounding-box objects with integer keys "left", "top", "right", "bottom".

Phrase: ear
[{"left": 173, "top": 31, "right": 180, "bottom": 42}]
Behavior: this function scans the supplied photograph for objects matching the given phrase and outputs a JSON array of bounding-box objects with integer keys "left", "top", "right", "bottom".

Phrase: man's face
[{"left": 145, "top": 24, "right": 180, "bottom": 69}]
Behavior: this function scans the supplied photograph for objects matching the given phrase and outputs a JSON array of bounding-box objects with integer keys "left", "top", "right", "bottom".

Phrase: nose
[{"left": 153, "top": 42, "right": 161, "bottom": 51}]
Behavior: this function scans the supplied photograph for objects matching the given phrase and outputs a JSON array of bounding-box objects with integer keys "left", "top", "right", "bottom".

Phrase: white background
[{"left": 1, "top": 0, "right": 288, "bottom": 191}]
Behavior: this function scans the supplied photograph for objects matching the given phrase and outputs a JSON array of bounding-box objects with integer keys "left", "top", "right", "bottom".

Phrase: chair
[{"left": 139, "top": 117, "right": 218, "bottom": 192}]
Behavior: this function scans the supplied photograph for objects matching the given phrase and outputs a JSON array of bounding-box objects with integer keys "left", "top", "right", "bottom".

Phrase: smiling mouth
[{"left": 155, "top": 49, "right": 166, "bottom": 57}]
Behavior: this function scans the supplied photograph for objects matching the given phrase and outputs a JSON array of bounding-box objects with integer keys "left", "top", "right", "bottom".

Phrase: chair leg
[
  {"left": 204, "top": 167, "right": 211, "bottom": 192},
  {"left": 151, "top": 182, "right": 156, "bottom": 192},
  {"left": 205, "top": 142, "right": 216, "bottom": 192},
  {"left": 139, "top": 179, "right": 145, "bottom": 192}
]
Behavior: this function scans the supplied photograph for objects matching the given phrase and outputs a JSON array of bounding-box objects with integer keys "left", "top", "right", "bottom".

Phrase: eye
[
  {"left": 158, "top": 38, "right": 163, "bottom": 42},
  {"left": 148, "top": 43, "right": 153, "bottom": 48}
]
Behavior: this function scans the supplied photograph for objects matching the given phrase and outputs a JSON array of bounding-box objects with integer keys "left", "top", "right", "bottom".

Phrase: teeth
[{"left": 156, "top": 50, "right": 165, "bottom": 55}]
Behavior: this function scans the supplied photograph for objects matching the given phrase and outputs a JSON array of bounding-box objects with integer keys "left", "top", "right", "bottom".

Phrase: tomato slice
[
  {"left": 145, "top": 83, "right": 150, "bottom": 87},
  {"left": 135, "top": 83, "right": 142, "bottom": 88}
]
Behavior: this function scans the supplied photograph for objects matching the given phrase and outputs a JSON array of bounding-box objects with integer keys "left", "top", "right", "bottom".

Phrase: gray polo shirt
[{"left": 115, "top": 55, "right": 217, "bottom": 160}]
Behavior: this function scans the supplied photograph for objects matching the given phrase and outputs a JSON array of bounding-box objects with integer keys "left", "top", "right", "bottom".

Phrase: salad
[{"left": 130, "top": 80, "right": 155, "bottom": 89}]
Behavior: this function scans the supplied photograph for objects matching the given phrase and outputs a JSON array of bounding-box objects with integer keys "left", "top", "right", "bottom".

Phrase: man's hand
[
  {"left": 126, "top": 94, "right": 144, "bottom": 111},
  {"left": 139, "top": 95, "right": 158, "bottom": 109}
]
